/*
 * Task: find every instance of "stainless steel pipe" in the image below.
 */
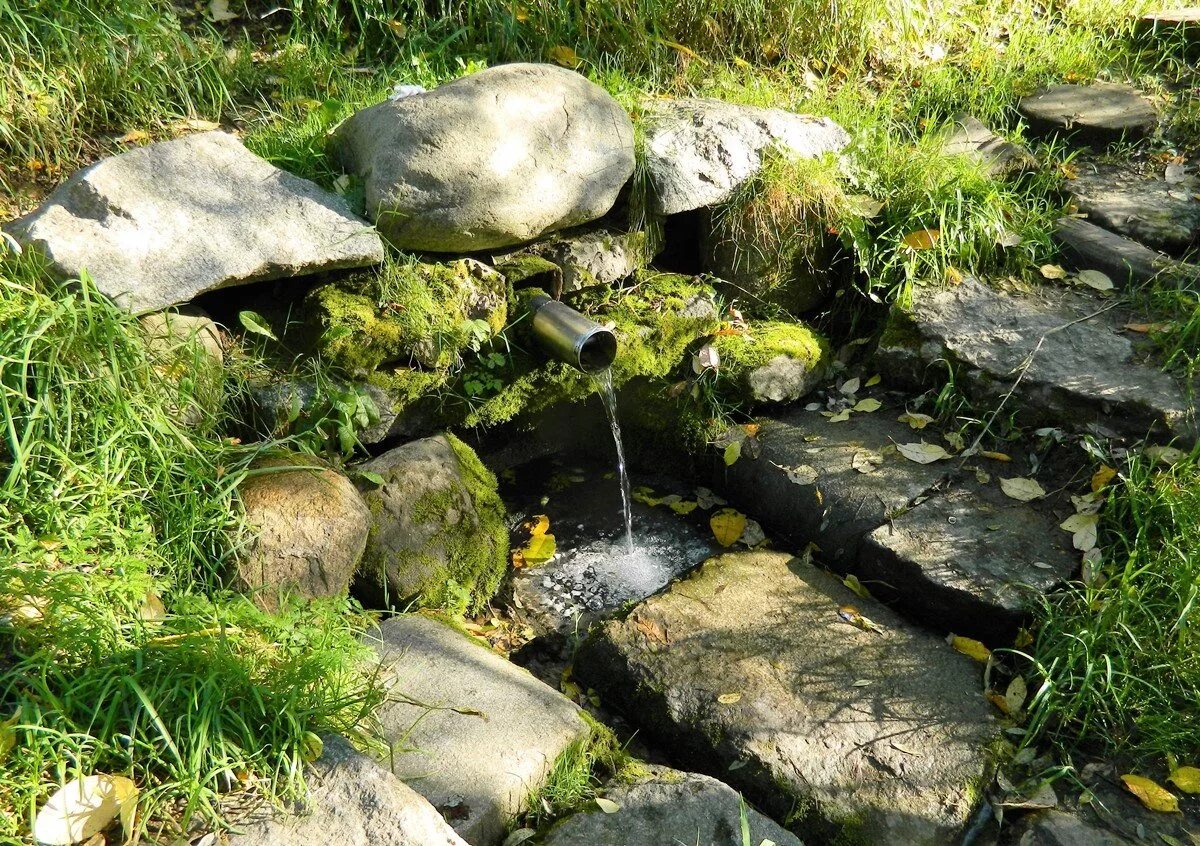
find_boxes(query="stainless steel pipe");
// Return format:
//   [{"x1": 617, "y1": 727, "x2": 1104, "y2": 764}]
[{"x1": 529, "y1": 295, "x2": 617, "y2": 373}]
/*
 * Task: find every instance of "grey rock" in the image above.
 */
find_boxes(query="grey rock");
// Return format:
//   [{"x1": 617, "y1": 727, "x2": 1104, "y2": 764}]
[
  {"x1": 1053, "y1": 216, "x2": 1200, "y2": 288},
  {"x1": 369, "y1": 615, "x2": 590, "y2": 846},
  {"x1": 1018, "y1": 83, "x2": 1158, "y2": 146},
  {"x1": 224, "y1": 735, "x2": 468, "y2": 846},
  {"x1": 541, "y1": 766, "x2": 803, "y2": 846},
  {"x1": 5, "y1": 132, "x2": 383, "y2": 314},
  {"x1": 495, "y1": 227, "x2": 648, "y2": 292},
  {"x1": 642, "y1": 98, "x2": 851, "y2": 215},
  {"x1": 876, "y1": 277, "x2": 1191, "y2": 442},
  {"x1": 1067, "y1": 163, "x2": 1200, "y2": 253},
  {"x1": 354, "y1": 434, "x2": 507, "y2": 607},
  {"x1": 334, "y1": 63, "x2": 634, "y2": 252},
  {"x1": 1009, "y1": 810, "x2": 1132, "y2": 846},
  {"x1": 577, "y1": 551, "x2": 997, "y2": 846},
  {"x1": 715, "y1": 407, "x2": 946, "y2": 564},
  {"x1": 942, "y1": 115, "x2": 1037, "y2": 179},
  {"x1": 235, "y1": 456, "x2": 370, "y2": 610},
  {"x1": 859, "y1": 483, "x2": 1077, "y2": 643},
  {"x1": 140, "y1": 306, "x2": 223, "y2": 366}
]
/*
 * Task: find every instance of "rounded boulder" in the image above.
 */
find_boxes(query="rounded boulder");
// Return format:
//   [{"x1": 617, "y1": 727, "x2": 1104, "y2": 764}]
[
  {"x1": 235, "y1": 455, "x2": 371, "y2": 609},
  {"x1": 333, "y1": 63, "x2": 635, "y2": 252}
]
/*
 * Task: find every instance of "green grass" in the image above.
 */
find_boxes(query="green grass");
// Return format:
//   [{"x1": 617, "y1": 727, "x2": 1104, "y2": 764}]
[
  {"x1": 1025, "y1": 452, "x2": 1200, "y2": 764},
  {"x1": 0, "y1": 253, "x2": 384, "y2": 841}
]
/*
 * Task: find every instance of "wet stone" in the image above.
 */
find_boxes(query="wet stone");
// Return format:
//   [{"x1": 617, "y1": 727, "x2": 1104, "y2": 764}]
[
  {"x1": 1018, "y1": 83, "x2": 1158, "y2": 146},
  {"x1": 714, "y1": 405, "x2": 947, "y2": 566},
  {"x1": 1067, "y1": 162, "x2": 1200, "y2": 254},
  {"x1": 369, "y1": 616, "x2": 590, "y2": 846},
  {"x1": 858, "y1": 481, "x2": 1078, "y2": 644},
  {"x1": 1053, "y1": 216, "x2": 1200, "y2": 288},
  {"x1": 577, "y1": 551, "x2": 998, "y2": 846},
  {"x1": 876, "y1": 277, "x2": 1191, "y2": 443}
]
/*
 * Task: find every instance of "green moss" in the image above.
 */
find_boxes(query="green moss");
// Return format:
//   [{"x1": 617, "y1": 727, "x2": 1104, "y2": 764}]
[
  {"x1": 715, "y1": 320, "x2": 829, "y2": 373},
  {"x1": 306, "y1": 256, "x2": 508, "y2": 376},
  {"x1": 366, "y1": 367, "x2": 448, "y2": 416},
  {"x1": 877, "y1": 307, "x2": 924, "y2": 351},
  {"x1": 494, "y1": 254, "x2": 563, "y2": 290},
  {"x1": 463, "y1": 272, "x2": 720, "y2": 428}
]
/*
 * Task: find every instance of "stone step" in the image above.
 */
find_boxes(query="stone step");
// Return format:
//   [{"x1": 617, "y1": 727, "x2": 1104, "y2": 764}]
[
  {"x1": 1018, "y1": 83, "x2": 1158, "y2": 147},
  {"x1": 714, "y1": 403, "x2": 1079, "y2": 642},
  {"x1": 225, "y1": 735, "x2": 469, "y2": 846},
  {"x1": 876, "y1": 277, "x2": 1191, "y2": 443},
  {"x1": 539, "y1": 765, "x2": 804, "y2": 846},
  {"x1": 1066, "y1": 162, "x2": 1200, "y2": 254},
  {"x1": 941, "y1": 115, "x2": 1037, "y2": 180},
  {"x1": 369, "y1": 616, "x2": 592, "y2": 846},
  {"x1": 1138, "y1": 8, "x2": 1200, "y2": 44},
  {"x1": 576, "y1": 551, "x2": 998, "y2": 846},
  {"x1": 1053, "y1": 216, "x2": 1200, "y2": 288}
]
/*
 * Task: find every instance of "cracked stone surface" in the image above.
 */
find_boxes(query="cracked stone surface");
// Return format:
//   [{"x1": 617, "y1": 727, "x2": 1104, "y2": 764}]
[
  {"x1": 859, "y1": 480, "x2": 1077, "y2": 643},
  {"x1": 1053, "y1": 216, "x2": 1200, "y2": 288},
  {"x1": 4, "y1": 131, "x2": 384, "y2": 314},
  {"x1": 641, "y1": 98, "x2": 851, "y2": 215},
  {"x1": 1018, "y1": 83, "x2": 1158, "y2": 146},
  {"x1": 876, "y1": 277, "x2": 1191, "y2": 442},
  {"x1": 369, "y1": 616, "x2": 590, "y2": 846},
  {"x1": 714, "y1": 407, "x2": 947, "y2": 565},
  {"x1": 577, "y1": 551, "x2": 998, "y2": 846},
  {"x1": 334, "y1": 64, "x2": 634, "y2": 252},
  {"x1": 1067, "y1": 162, "x2": 1200, "y2": 253},
  {"x1": 540, "y1": 765, "x2": 804, "y2": 846}
]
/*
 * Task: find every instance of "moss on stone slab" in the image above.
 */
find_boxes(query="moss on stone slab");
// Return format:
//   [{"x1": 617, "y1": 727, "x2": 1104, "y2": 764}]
[
  {"x1": 711, "y1": 320, "x2": 831, "y2": 405},
  {"x1": 305, "y1": 256, "x2": 508, "y2": 376},
  {"x1": 462, "y1": 272, "x2": 720, "y2": 428}
]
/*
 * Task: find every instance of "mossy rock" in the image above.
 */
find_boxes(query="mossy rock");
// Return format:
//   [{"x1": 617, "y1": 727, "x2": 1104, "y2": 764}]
[
  {"x1": 354, "y1": 433, "x2": 508, "y2": 613},
  {"x1": 306, "y1": 257, "x2": 508, "y2": 376},
  {"x1": 462, "y1": 272, "x2": 721, "y2": 428},
  {"x1": 713, "y1": 320, "x2": 831, "y2": 404}
]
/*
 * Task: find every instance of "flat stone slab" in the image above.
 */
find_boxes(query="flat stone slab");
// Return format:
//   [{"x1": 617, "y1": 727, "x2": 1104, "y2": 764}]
[
  {"x1": 715, "y1": 407, "x2": 947, "y2": 565},
  {"x1": 859, "y1": 481, "x2": 1077, "y2": 643},
  {"x1": 369, "y1": 615, "x2": 590, "y2": 846},
  {"x1": 1053, "y1": 216, "x2": 1200, "y2": 288},
  {"x1": 5, "y1": 131, "x2": 384, "y2": 313},
  {"x1": 942, "y1": 115, "x2": 1036, "y2": 179},
  {"x1": 1067, "y1": 163, "x2": 1200, "y2": 253},
  {"x1": 225, "y1": 735, "x2": 468, "y2": 846},
  {"x1": 876, "y1": 277, "x2": 1191, "y2": 442},
  {"x1": 540, "y1": 765, "x2": 804, "y2": 846},
  {"x1": 577, "y1": 551, "x2": 997, "y2": 846},
  {"x1": 642, "y1": 98, "x2": 850, "y2": 215},
  {"x1": 1018, "y1": 83, "x2": 1158, "y2": 146}
]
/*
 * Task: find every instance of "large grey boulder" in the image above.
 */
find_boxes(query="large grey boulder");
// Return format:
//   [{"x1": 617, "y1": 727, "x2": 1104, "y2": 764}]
[
  {"x1": 5, "y1": 132, "x2": 384, "y2": 314},
  {"x1": 235, "y1": 456, "x2": 371, "y2": 610},
  {"x1": 876, "y1": 277, "x2": 1191, "y2": 442},
  {"x1": 1067, "y1": 162, "x2": 1200, "y2": 253},
  {"x1": 333, "y1": 64, "x2": 635, "y2": 252},
  {"x1": 576, "y1": 551, "x2": 998, "y2": 846},
  {"x1": 641, "y1": 98, "x2": 850, "y2": 215},
  {"x1": 354, "y1": 434, "x2": 508, "y2": 611},
  {"x1": 1018, "y1": 83, "x2": 1158, "y2": 146},
  {"x1": 224, "y1": 735, "x2": 468, "y2": 846},
  {"x1": 370, "y1": 615, "x2": 591, "y2": 846},
  {"x1": 541, "y1": 766, "x2": 803, "y2": 846}
]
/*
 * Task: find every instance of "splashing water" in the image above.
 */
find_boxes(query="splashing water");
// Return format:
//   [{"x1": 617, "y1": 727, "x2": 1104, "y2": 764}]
[{"x1": 593, "y1": 369, "x2": 634, "y2": 553}]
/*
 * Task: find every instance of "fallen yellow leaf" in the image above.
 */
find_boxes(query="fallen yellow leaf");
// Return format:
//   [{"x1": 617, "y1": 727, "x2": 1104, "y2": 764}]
[
  {"x1": 1167, "y1": 766, "x2": 1200, "y2": 794},
  {"x1": 843, "y1": 574, "x2": 872, "y2": 599},
  {"x1": 548, "y1": 45, "x2": 582, "y2": 67},
  {"x1": 33, "y1": 775, "x2": 139, "y2": 845},
  {"x1": 1121, "y1": 774, "x2": 1179, "y2": 813},
  {"x1": 897, "y1": 412, "x2": 934, "y2": 430},
  {"x1": 717, "y1": 692, "x2": 742, "y2": 704},
  {"x1": 999, "y1": 477, "x2": 1045, "y2": 502},
  {"x1": 947, "y1": 634, "x2": 991, "y2": 662},
  {"x1": 901, "y1": 228, "x2": 941, "y2": 250},
  {"x1": 710, "y1": 508, "x2": 747, "y2": 547},
  {"x1": 1091, "y1": 465, "x2": 1117, "y2": 492},
  {"x1": 853, "y1": 398, "x2": 882, "y2": 413}
]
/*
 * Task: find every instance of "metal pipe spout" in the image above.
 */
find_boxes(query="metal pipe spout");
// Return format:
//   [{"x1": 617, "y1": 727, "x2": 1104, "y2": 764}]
[{"x1": 529, "y1": 295, "x2": 617, "y2": 373}]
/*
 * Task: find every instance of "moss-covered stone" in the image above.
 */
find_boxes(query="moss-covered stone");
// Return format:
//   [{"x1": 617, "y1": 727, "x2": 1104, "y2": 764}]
[
  {"x1": 493, "y1": 254, "x2": 563, "y2": 290},
  {"x1": 306, "y1": 257, "x2": 508, "y2": 376},
  {"x1": 355, "y1": 433, "x2": 508, "y2": 614},
  {"x1": 713, "y1": 320, "x2": 831, "y2": 404},
  {"x1": 462, "y1": 272, "x2": 720, "y2": 428}
]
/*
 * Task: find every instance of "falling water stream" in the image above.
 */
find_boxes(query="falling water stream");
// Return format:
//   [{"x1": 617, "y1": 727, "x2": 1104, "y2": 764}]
[{"x1": 593, "y1": 369, "x2": 635, "y2": 554}]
